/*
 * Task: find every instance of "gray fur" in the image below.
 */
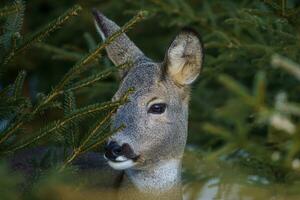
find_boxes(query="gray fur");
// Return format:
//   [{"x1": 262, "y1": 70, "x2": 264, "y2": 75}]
[{"x1": 94, "y1": 10, "x2": 203, "y2": 200}]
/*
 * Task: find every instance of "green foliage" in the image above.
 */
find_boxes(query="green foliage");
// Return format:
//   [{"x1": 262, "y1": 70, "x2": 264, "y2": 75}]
[
  {"x1": 0, "y1": 162, "x2": 23, "y2": 200},
  {"x1": 63, "y1": 90, "x2": 78, "y2": 149},
  {"x1": 0, "y1": 0, "x2": 25, "y2": 52},
  {"x1": 1, "y1": 4, "x2": 82, "y2": 66},
  {"x1": 0, "y1": 2, "x2": 145, "y2": 152},
  {"x1": 0, "y1": 2, "x2": 22, "y2": 18}
]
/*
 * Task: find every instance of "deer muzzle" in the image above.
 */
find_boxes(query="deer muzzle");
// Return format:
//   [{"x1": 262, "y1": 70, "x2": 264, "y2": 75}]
[{"x1": 104, "y1": 141, "x2": 139, "y2": 170}]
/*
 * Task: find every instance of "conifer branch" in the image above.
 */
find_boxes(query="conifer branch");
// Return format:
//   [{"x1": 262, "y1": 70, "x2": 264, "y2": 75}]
[
  {"x1": 0, "y1": 3, "x2": 22, "y2": 18},
  {"x1": 281, "y1": 0, "x2": 286, "y2": 16},
  {"x1": 0, "y1": 119, "x2": 23, "y2": 144},
  {"x1": 271, "y1": 54, "x2": 300, "y2": 81},
  {"x1": 60, "y1": 108, "x2": 117, "y2": 170},
  {"x1": 12, "y1": 70, "x2": 26, "y2": 99},
  {"x1": 4, "y1": 88, "x2": 133, "y2": 154},
  {"x1": 64, "y1": 91, "x2": 76, "y2": 115},
  {"x1": 218, "y1": 74, "x2": 256, "y2": 106},
  {"x1": 253, "y1": 71, "x2": 266, "y2": 105},
  {"x1": 0, "y1": 98, "x2": 115, "y2": 147},
  {"x1": 67, "y1": 69, "x2": 113, "y2": 92},
  {"x1": 80, "y1": 108, "x2": 116, "y2": 150},
  {"x1": 6, "y1": 101, "x2": 122, "y2": 153},
  {"x1": 37, "y1": 101, "x2": 62, "y2": 113},
  {"x1": 60, "y1": 88, "x2": 134, "y2": 170},
  {"x1": 0, "y1": 10, "x2": 143, "y2": 145},
  {"x1": 0, "y1": 85, "x2": 13, "y2": 98},
  {"x1": 2, "y1": 4, "x2": 82, "y2": 65},
  {"x1": 34, "y1": 43, "x2": 82, "y2": 61},
  {"x1": 67, "y1": 62, "x2": 131, "y2": 92},
  {"x1": 0, "y1": 0, "x2": 25, "y2": 52},
  {"x1": 202, "y1": 123, "x2": 232, "y2": 140},
  {"x1": 263, "y1": 0, "x2": 281, "y2": 12},
  {"x1": 63, "y1": 91, "x2": 78, "y2": 148}
]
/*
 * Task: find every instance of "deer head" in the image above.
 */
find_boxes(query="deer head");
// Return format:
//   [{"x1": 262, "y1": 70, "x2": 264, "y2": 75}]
[{"x1": 93, "y1": 10, "x2": 203, "y2": 194}]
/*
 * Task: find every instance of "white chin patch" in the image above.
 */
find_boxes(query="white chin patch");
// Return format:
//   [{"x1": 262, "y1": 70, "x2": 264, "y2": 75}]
[
  {"x1": 115, "y1": 155, "x2": 128, "y2": 162},
  {"x1": 108, "y1": 159, "x2": 136, "y2": 170}
]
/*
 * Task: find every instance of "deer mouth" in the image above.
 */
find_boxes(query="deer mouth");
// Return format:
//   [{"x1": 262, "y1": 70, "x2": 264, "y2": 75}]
[
  {"x1": 106, "y1": 157, "x2": 137, "y2": 170},
  {"x1": 104, "y1": 155, "x2": 140, "y2": 170},
  {"x1": 104, "y1": 142, "x2": 140, "y2": 170}
]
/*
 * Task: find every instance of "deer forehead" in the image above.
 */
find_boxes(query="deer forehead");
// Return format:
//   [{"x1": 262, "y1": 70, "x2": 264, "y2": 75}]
[
  {"x1": 114, "y1": 61, "x2": 189, "y2": 104},
  {"x1": 115, "y1": 63, "x2": 162, "y2": 98}
]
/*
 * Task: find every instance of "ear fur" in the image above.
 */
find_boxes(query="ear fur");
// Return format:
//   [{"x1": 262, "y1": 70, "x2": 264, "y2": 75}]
[
  {"x1": 92, "y1": 9, "x2": 144, "y2": 79},
  {"x1": 165, "y1": 29, "x2": 203, "y2": 86}
]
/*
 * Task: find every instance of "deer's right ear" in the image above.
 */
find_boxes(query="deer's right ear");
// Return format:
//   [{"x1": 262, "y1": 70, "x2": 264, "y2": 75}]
[
  {"x1": 165, "y1": 29, "x2": 203, "y2": 86},
  {"x1": 92, "y1": 9, "x2": 144, "y2": 78}
]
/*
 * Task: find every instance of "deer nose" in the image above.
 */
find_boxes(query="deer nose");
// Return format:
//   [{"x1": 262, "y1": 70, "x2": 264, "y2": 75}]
[{"x1": 104, "y1": 141, "x2": 123, "y2": 160}]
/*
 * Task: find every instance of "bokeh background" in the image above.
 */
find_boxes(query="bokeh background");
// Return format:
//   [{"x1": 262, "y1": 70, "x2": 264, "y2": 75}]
[{"x1": 1, "y1": 0, "x2": 300, "y2": 199}]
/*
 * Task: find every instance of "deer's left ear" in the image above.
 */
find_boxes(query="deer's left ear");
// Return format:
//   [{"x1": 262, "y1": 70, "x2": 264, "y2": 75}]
[{"x1": 165, "y1": 29, "x2": 203, "y2": 85}]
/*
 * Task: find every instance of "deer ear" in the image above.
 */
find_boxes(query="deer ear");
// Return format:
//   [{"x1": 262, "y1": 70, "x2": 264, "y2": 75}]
[
  {"x1": 92, "y1": 9, "x2": 144, "y2": 78},
  {"x1": 165, "y1": 29, "x2": 203, "y2": 85}
]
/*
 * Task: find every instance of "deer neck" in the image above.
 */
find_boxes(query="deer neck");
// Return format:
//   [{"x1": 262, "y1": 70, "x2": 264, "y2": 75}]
[{"x1": 124, "y1": 159, "x2": 182, "y2": 198}]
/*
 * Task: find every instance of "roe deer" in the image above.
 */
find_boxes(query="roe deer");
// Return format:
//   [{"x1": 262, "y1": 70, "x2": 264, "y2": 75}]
[
  {"x1": 92, "y1": 9, "x2": 204, "y2": 200},
  {"x1": 10, "y1": 9, "x2": 204, "y2": 200}
]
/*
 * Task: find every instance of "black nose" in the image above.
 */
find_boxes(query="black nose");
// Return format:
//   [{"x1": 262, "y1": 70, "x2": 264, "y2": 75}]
[{"x1": 104, "y1": 141, "x2": 123, "y2": 160}]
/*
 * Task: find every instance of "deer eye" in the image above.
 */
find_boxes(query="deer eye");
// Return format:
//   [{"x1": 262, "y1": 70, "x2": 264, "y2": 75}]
[{"x1": 148, "y1": 103, "x2": 166, "y2": 114}]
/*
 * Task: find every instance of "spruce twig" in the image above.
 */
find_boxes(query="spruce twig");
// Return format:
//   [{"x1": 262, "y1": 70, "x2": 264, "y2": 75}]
[
  {"x1": 253, "y1": 71, "x2": 266, "y2": 106},
  {"x1": 271, "y1": 54, "x2": 300, "y2": 81},
  {"x1": 0, "y1": 4, "x2": 21, "y2": 18},
  {"x1": 34, "y1": 43, "x2": 82, "y2": 61},
  {"x1": 1, "y1": 4, "x2": 82, "y2": 65},
  {"x1": 12, "y1": 70, "x2": 26, "y2": 100},
  {"x1": 0, "y1": 85, "x2": 13, "y2": 98},
  {"x1": 202, "y1": 123, "x2": 232, "y2": 140},
  {"x1": 0, "y1": 0, "x2": 25, "y2": 52},
  {"x1": 5, "y1": 100, "x2": 124, "y2": 153},
  {"x1": 63, "y1": 90, "x2": 78, "y2": 149},
  {"x1": 60, "y1": 108, "x2": 117, "y2": 170},
  {"x1": 281, "y1": 0, "x2": 286, "y2": 16},
  {"x1": 60, "y1": 88, "x2": 133, "y2": 170},
  {"x1": 66, "y1": 62, "x2": 131, "y2": 92},
  {"x1": 218, "y1": 74, "x2": 255, "y2": 106}
]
